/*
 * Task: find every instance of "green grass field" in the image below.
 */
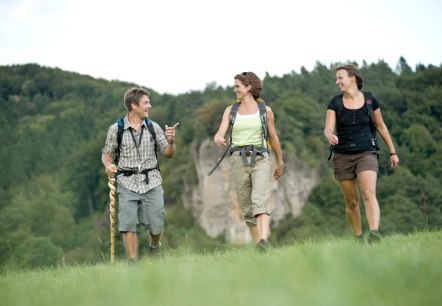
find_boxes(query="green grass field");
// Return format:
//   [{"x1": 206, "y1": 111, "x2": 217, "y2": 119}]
[{"x1": 1, "y1": 231, "x2": 441, "y2": 306}]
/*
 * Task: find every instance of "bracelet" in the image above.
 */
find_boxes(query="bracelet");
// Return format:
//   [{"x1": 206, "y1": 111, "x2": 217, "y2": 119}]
[{"x1": 389, "y1": 152, "x2": 397, "y2": 156}]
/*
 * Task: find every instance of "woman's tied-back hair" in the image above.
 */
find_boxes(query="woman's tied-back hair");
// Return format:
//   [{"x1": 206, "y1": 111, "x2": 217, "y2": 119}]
[
  {"x1": 124, "y1": 87, "x2": 150, "y2": 111},
  {"x1": 336, "y1": 64, "x2": 365, "y2": 90},
  {"x1": 234, "y1": 72, "x2": 264, "y2": 101}
]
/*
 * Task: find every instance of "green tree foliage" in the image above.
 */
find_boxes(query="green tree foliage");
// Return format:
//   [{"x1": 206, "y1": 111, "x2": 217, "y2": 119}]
[
  {"x1": 381, "y1": 195, "x2": 427, "y2": 233},
  {"x1": 0, "y1": 175, "x2": 76, "y2": 267},
  {"x1": 399, "y1": 124, "x2": 438, "y2": 174},
  {"x1": 14, "y1": 237, "x2": 63, "y2": 269},
  {"x1": 194, "y1": 99, "x2": 230, "y2": 138},
  {"x1": 0, "y1": 61, "x2": 440, "y2": 268},
  {"x1": 377, "y1": 168, "x2": 442, "y2": 229},
  {"x1": 271, "y1": 90, "x2": 325, "y2": 161}
]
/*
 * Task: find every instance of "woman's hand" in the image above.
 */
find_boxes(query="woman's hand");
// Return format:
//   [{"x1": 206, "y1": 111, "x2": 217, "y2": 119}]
[
  {"x1": 390, "y1": 154, "x2": 399, "y2": 168},
  {"x1": 326, "y1": 133, "x2": 339, "y2": 145},
  {"x1": 273, "y1": 162, "x2": 284, "y2": 180},
  {"x1": 214, "y1": 134, "x2": 227, "y2": 147}
]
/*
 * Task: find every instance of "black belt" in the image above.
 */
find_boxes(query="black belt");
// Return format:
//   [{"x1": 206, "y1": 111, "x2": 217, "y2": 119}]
[{"x1": 117, "y1": 165, "x2": 159, "y2": 185}]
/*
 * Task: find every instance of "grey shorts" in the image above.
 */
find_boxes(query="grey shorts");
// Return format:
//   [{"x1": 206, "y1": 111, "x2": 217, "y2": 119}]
[
  {"x1": 117, "y1": 184, "x2": 165, "y2": 234},
  {"x1": 230, "y1": 152, "x2": 270, "y2": 226},
  {"x1": 333, "y1": 151, "x2": 378, "y2": 181}
]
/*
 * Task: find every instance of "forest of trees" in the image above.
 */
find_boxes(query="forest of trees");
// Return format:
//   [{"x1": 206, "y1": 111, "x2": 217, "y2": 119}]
[{"x1": 0, "y1": 58, "x2": 440, "y2": 269}]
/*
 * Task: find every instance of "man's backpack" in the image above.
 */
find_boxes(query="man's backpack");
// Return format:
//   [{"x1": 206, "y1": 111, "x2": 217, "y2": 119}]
[{"x1": 114, "y1": 118, "x2": 158, "y2": 166}]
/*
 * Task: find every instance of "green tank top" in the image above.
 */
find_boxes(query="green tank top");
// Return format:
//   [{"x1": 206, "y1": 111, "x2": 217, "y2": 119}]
[{"x1": 231, "y1": 111, "x2": 265, "y2": 147}]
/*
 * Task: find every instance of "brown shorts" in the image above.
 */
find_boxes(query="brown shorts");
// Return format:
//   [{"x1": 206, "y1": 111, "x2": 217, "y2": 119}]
[{"x1": 333, "y1": 151, "x2": 378, "y2": 181}]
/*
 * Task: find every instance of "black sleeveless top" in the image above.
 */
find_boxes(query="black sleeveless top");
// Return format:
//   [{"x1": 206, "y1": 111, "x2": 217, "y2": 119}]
[{"x1": 327, "y1": 94, "x2": 380, "y2": 153}]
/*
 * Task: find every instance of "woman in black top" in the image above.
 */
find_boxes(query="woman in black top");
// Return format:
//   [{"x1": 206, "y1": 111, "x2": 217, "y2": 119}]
[{"x1": 324, "y1": 64, "x2": 399, "y2": 243}]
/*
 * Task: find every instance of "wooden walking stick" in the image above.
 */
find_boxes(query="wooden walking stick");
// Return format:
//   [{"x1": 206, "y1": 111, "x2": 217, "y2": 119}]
[{"x1": 107, "y1": 173, "x2": 117, "y2": 263}]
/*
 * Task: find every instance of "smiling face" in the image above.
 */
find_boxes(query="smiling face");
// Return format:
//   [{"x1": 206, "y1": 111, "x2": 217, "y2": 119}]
[
  {"x1": 233, "y1": 79, "x2": 251, "y2": 100},
  {"x1": 131, "y1": 95, "x2": 151, "y2": 119},
  {"x1": 336, "y1": 69, "x2": 355, "y2": 92}
]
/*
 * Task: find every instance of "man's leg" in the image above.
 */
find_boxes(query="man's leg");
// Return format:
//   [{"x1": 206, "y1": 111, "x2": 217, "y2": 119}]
[
  {"x1": 117, "y1": 185, "x2": 141, "y2": 261},
  {"x1": 150, "y1": 232, "x2": 163, "y2": 248},
  {"x1": 122, "y1": 231, "x2": 138, "y2": 260},
  {"x1": 139, "y1": 186, "x2": 165, "y2": 254}
]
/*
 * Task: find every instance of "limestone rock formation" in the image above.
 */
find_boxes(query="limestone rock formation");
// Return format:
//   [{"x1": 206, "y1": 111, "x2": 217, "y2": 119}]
[{"x1": 183, "y1": 138, "x2": 319, "y2": 244}]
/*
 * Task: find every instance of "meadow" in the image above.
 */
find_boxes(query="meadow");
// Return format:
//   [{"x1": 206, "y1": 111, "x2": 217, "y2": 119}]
[{"x1": 1, "y1": 231, "x2": 441, "y2": 306}]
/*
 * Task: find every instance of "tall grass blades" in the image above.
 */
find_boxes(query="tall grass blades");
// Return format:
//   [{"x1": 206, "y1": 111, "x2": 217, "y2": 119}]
[{"x1": 1, "y1": 231, "x2": 441, "y2": 306}]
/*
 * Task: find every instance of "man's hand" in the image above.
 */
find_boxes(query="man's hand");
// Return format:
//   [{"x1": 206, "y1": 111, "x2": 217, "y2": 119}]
[
  {"x1": 165, "y1": 123, "x2": 180, "y2": 144},
  {"x1": 105, "y1": 164, "x2": 117, "y2": 178}
]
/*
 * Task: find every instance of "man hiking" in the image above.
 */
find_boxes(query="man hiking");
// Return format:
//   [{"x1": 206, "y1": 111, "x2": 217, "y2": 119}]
[{"x1": 102, "y1": 87, "x2": 179, "y2": 262}]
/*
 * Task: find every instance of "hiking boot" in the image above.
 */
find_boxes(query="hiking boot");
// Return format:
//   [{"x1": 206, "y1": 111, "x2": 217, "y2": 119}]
[
  {"x1": 367, "y1": 231, "x2": 381, "y2": 244},
  {"x1": 255, "y1": 239, "x2": 269, "y2": 253},
  {"x1": 148, "y1": 243, "x2": 161, "y2": 257},
  {"x1": 355, "y1": 234, "x2": 365, "y2": 244}
]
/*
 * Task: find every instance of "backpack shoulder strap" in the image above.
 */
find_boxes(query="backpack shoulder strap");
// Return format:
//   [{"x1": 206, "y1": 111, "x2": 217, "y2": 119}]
[
  {"x1": 145, "y1": 118, "x2": 156, "y2": 141},
  {"x1": 363, "y1": 92, "x2": 377, "y2": 134},
  {"x1": 363, "y1": 92, "x2": 374, "y2": 113},
  {"x1": 145, "y1": 118, "x2": 157, "y2": 153},
  {"x1": 116, "y1": 118, "x2": 124, "y2": 143},
  {"x1": 230, "y1": 102, "x2": 240, "y2": 124},
  {"x1": 258, "y1": 101, "x2": 268, "y2": 141},
  {"x1": 145, "y1": 118, "x2": 160, "y2": 171},
  {"x1": 333, "y1": 95, "x2": 343, "y2": 127},
  {"x1": 229, "y1": 102, "x2": 241, "y2": 144},
  {"x1": 115, "y1": 118, "x2": 124, "y2": 165}
]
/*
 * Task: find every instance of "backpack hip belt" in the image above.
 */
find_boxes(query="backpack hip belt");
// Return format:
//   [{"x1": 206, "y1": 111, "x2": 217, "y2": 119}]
[
  {"x1": 117, "y1": 164, "x2": 159, "y2": 185},
  {"x1": 230, "y1": 145, "x2": 269, "y2": 166}
]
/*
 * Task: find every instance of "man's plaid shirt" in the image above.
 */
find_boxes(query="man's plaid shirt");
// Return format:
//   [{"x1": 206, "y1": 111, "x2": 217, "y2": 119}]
[{"x1": 102, "y1": 116, "x2": 169, "y2": 194}]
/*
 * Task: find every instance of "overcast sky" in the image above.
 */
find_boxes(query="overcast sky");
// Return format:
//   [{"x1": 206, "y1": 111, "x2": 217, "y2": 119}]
[{"x1": 1, "y1": 0, "x2": 441, "y2": 95}]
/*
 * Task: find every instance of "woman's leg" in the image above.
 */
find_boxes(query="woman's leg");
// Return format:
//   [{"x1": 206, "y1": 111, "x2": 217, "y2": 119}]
[
  {"x1": 249, "y1": 226, "x2": 259, "y2": 243},
  {"x1": 250, "y1": 155, "x2": 271, "y2": 243},
  {"x1": 339, "y1": 178, "x2": 362, "y2": 235},
  {"x1": 256, "y1": 213, "x2": 270, "y2": 241},
  {"x1": 357, "y1": 170, "x2": 380, "y2": 231}
]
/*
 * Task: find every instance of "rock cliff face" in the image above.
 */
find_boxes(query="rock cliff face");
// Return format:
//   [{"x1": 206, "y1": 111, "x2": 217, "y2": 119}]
[{"x1": 183, "y1": 139, "x2": 319, "y2": 244}]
